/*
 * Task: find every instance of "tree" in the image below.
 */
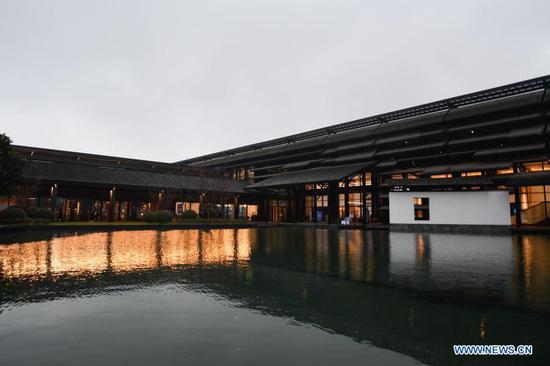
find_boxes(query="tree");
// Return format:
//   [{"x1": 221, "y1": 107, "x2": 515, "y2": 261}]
[{"x1": 0, "y1": 133, "x2": 23, "y2": 195}]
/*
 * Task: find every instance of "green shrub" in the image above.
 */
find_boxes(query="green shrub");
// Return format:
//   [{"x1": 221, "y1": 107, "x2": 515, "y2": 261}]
[
  {"x1": 26, "y1": 207, "x2": 38, "y2": 218},
  {"x1": 0, "y1": 207, "x2": 28, "y2": 224},
  {"x1": 143, "y1": 210, "x2": 173, "y2": 223},
  {"x1": 155, "y1": 210, "x2": 173, "y2": 223},
  {"x1": 27, "y1": 207, "x2": 54, "y2": 221},
  {"x1": 181, "y1": 210, "x2": 198, "y2": 219},
  {"x1": 143, "y1": 211, "x2": 156, "y2": 223}
]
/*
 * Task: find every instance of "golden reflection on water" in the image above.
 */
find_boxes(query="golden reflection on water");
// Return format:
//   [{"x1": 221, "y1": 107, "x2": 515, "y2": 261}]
[
  {"x1": 52, "y1": 233, "x2": 110, "y2": 274},
  {"x1": 0, "y1": 229, "x2": 253, "y2": 279},
  {"x1": 2, "y1": 228, "x2": 550, "y2": 312}
]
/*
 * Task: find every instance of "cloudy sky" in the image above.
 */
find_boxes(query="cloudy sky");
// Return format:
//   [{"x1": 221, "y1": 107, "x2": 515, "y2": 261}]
[{"x1": 1, "y1": 0, "x2": 549, "y2": 162}]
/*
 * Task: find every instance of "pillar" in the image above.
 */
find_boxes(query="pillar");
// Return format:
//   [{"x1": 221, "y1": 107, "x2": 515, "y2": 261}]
[
  {"x1": 233, "y1": 195, "x2": 239, "y2": 220},
  {"x1": 344, "y1": 179, "x2": 350, "y2": 218},
  {"x1": 513, "y1": 165, "x2": 522, "y2": 226},
  {"x1": 362, "y1": 173, "x2": 368, "y2": 224},
  {"x1": 371, "y1": 173, "x2": 379, "y2": 222},
  {"x1": 514, "y1": 186, "x2": 522, "y2": 226},
  {"x1": 108, "y1": 187, "x2": 116, "y2": 222},
  {"x1": 328, "y1": 182, "x2": 339, "y2": 224},
  {"x1": 312, "y1": 186, "x2": 318, "y2": 223}
]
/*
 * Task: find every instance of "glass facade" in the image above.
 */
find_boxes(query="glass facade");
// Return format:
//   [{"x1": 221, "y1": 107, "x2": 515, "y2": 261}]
[{"x1": 269, "y1": 199, "x2": 288, "y2": 223}]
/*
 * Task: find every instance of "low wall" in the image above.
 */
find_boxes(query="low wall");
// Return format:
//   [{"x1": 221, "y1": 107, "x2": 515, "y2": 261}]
[
  {"x1": 389, "y1": 191, "x2": 510, "y2": 227},
  {"x1": 390, "y1": 223, "x2": 511, "y2": 235}
]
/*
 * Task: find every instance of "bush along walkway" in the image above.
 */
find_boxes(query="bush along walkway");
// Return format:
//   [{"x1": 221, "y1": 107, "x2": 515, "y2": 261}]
[{"x1": 0, "y1": 219, "x2": 280, "y2": 233}]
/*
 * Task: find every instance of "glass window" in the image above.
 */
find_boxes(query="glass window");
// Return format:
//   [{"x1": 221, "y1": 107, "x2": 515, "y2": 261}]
[
  {"x1": 497, "y1": 167, "x2": 514, "y2": 175},
  {"x1": 365, "y1": 172, "x2": 372, "y2": 186},
  {"x1": 247, "y1": 205, "x2": 258, "y2": 220},
  {"x1": 348, "y1": 174, "x2": 362, "y2": 187},
  {"x1": 520, "y1": 186, "x2": 546, "y2": 210},
  {"x1": 340, "y1": 173, "x2": 371, "y2": 187},
  {"x1": 524, "y1": 162, "x2": 544, "y2": 172},
  {"x1": 316, "y1": 195, "x2": 328, "y2": 207},
  {"x1": 338, "y1": 193, "x2": 345, "y2": 219},
  {"x1": 461, "y1": 171, "x2": 482, "y2": 177},
  {"x1": 316, "y1": 183, "x2": 329, "y2": 190},
  {"x1": 414, "y1": 197, "x2": 430, "y2": 221},
  {"x1": 348, "y1": 192, "x2": 363, "y2": 221},
  {"x1": 305, "y1": 196, "x2": 313, "y2": 221}
]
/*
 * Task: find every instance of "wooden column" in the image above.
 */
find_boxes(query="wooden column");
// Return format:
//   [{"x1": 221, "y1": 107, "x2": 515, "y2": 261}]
[
  {"x1": 294, "y1": 185, "x2": 304, "y2": 223},
  {"x1": 344, "y1": 179, "x2": 350, "y2": 218},
  {"x1": 199, "y1": 193, "x2": 204, "y2": 218},
  {"x1": 361, "y1": 172, "x2": 368, "y2": 224},
  {"x1": 328, "y1": 182, "x2": 339, "y2": 225},
  {"x1": 312, "y1": 186, "x2": 318, "y2": 223},
  {"x1": 233, "y1": 195, "x2": 239, "y2": 220},
  {"x1": 371, "y1": 173, "x2": 379, "y2": 222},
  {"x1": 108, "y1": 187, "x2": 116, "y2": 222},
  {"x1": 513, "y1": 165, "x2": 522, "y2": 226}
]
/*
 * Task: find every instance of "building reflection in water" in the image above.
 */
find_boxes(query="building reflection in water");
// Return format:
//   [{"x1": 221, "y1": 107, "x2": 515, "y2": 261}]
[
  {"x1": 0, "y1": 229, "x2": 252, "y2": 279},
  {"x1": 2, "y1": 228, "x2": 550, "y2": 366},
  {"x1": 1, "y1": 228, "x2": 550, "y2": 312}
]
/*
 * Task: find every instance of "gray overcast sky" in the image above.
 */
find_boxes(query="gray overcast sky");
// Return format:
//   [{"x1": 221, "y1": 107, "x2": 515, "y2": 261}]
[{"x1": 1, "y1": 0, "x2": 549, "y2": 162}]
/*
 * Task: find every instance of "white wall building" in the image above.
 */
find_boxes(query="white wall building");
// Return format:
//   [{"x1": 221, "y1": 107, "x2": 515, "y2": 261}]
[{"x1": 389, "y1": 191, "x2": 510, "y2": 227}]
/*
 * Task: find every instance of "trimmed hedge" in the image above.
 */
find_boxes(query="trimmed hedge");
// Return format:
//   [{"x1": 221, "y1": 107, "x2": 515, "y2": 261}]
[
  {"x1": 143, "y1": 211, "x2": 156, "y2": 223},
  {"x1": 143, "y1": 210, "x2": 173, "y2": 223},
  {"x1": 27, "y1": 207, "x2": 54, "y2": 221},
  {"x1": 155, "y1": 210, "x2": 173, "y2": 223},
  {"x1": 180, "y1": 210, "x2": 198, "y2": 219},
  {"x1": 0, "y1": 207, "x2": 28, "y2": 224}
]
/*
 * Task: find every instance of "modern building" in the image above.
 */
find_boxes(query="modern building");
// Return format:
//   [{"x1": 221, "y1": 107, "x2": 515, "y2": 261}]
[
  {"x1": 3, "y1": 146, "x2": 258, "y2": 221},
  {"x1": 3, "y1": 75, "x2": 550, "y2": 226}
]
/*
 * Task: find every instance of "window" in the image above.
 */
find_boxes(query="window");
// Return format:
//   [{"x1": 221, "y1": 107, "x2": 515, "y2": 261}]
[
  {"x1": 414, "y1": 197, "x2": 430, "y2": 221},
  {"x1": 430, "y1": 173, "x2": 452, "y2": 179},
  {"x1": 340, "y1": 173, "x2": 371, "y2": 187},
  {"x1": 338, "y1": 193, "x2": 345, "y2": 219},
  {"x1": 497, "y1": 167, "x2": 514, "y2": 175},
  {"x1": 348, "y1": 174, "x2": 362, "y2": 187},
  {"x1": 305, "y1": 196, "x2": 313, "y2": 221},
  {"x1": 348, "y1": 192, "x2": 363, "y2": 220},
  {"x1": 176, "y1": 202, "x2": 200, "y2": 214},
  {"x1": 524, "y1": 162, "x2": 544, "y2": 172},
  {"x1": 365, "y1": 172, "x2": 372, "y2": 186},
  {"x1": 316, "y1": 195, "x2": 328, "y2": 207},
  {"x1": 461, "y1": 171, "x2": 482, "y2": 177}
]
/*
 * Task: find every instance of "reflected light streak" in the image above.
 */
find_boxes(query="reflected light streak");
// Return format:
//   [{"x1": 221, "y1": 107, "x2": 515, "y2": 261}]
[{"x1": 0, "y1": 229, "x2": 253, "y2": 280}]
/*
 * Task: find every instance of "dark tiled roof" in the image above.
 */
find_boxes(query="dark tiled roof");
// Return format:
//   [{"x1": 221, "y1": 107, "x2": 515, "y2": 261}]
[
  {"x1": 21, "y1": 160, "x2": 247, "y2": 193},
  {"x1": 505, "y1": 171, "x2": 550, "y2": 185},
  {"x1": 181, "y1": 75, "x2": 550, "y2": 165},
  {"x1": 421, "y1": 161, "x2": 511, "y2": 175},
  {"x1": 248, "y1": 162, "x2": 371, "y2": 188},
  {"x1": 383, "y1": 177, "x2": 493, "y2": 187}
]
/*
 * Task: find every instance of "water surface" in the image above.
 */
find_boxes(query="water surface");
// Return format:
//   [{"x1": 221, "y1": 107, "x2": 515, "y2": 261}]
[{"x1": 1, "y1": 228, "x2": 549, "y2": 365}]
